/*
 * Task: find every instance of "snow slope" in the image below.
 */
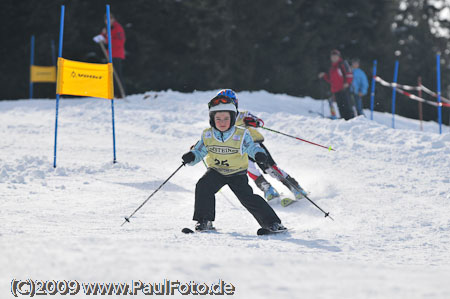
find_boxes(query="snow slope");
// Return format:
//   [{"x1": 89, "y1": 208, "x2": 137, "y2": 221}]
[{"x1": 1, "y1": 90, "x2": 450, "y2": 298}]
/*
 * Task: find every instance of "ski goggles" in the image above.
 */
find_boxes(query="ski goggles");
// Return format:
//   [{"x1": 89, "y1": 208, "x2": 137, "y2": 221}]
[{"x1": 208, "y1": 95, "x2": 236, "y2": 109}]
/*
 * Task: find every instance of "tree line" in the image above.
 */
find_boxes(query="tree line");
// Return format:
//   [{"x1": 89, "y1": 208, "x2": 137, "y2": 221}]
[{"x1": 1, "y1": 0, "x2": 449, "y2": 122}]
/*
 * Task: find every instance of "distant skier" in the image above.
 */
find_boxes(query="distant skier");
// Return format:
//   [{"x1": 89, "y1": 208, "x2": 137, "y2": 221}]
[
  {"x1": 93, "y1": 12, "x2": 126, "y2": 97},
  {"x1": 318, "y1": 49, "x2": 355, "y2": 120},
  {"x1": 181, "y1": 91, "x2": 286, "y2": 233},
  {"x1": 214, "y1": 90, "x2": 307, "y2": 206},
  {"x1": 350, "y1": 58, "x2": 369, "y2": 116}
]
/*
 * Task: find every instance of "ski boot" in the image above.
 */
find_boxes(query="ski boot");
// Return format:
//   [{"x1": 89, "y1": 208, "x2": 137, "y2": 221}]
[
  {"x1": 255, "y1": 175, "x2": 280, "y2": 201},
  {"x1": 257, "y1": 222, "x2": 288, "y2": 235},
  {"x1": 267, "y1": 222, "x2": 288, "y2": 232},
  {"x1": 265, "y1": 186, "x2": 281, "y2": 201},
  {"x1": 195, "y1": 220, "x2": 215, "y2": 232},
  {"x1": 292, "y1": 187, "x2": 308, "y2": 200},
  {"x1": 282, "y1": 175, "x2": 307, "y2": 200}
]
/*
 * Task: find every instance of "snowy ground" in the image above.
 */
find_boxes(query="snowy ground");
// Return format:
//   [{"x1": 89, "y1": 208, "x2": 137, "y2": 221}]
[{"x1": 1, "y1": 90, "x2": 449, "y2": 298}]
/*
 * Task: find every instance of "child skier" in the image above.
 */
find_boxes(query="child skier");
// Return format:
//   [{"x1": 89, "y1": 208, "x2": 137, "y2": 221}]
[
  {"x1": 215, "y1": 90, "x2": 308, "y2": 206},
  {"x1": 181, "y1": 91, "x2": 286, "y2": 233}
]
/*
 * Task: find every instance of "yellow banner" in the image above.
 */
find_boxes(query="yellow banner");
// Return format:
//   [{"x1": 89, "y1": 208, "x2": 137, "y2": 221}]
[
  {"x1": 30, "y1": 65, "x2": 57, "y2": 83},
  {"x1": 56, "y1": 57, "x2": 114, "y2": 99}
]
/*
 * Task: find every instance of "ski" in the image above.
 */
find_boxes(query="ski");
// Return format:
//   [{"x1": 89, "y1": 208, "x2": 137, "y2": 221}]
[
  {"x1": 267, "y1": 195, "x2": 298, "y2": 207},
  {"x1": 257, "y1": 227, "x2": 290, "y2": 236},
  {"x1": 280, "y1": 190, "x2": 310, "y2": 207},
  {"x1": 308, "y1": 110, "x2": 325, "y2": 117},
  {"x1": 308, "y1": 110, "x2": 337, "y2": 120},
  {"x1": 181, "y1": 227, "x2": 195, "y2": 234},
  {"x1": 181, "y1": 227, "x2": 217, "y2": 234},
  {"x1": 183, "y1": 227, "x2": 287, "y2": 236},
  {"x1": 280, "y1": 197, "x2": 297, "y2": 207}
]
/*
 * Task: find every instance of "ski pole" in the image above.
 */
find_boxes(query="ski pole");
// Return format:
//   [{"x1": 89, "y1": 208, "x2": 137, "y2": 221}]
[
  {"x1": 260, "y1": 126, "x2": 336, "y2": 151},
  {"x1": 268, "y1": 166, "x2": 334, "y2": 221},
  {"x1": 319, "y1": 77, "x2": 337, "y2": 118},
  {"x1": 98, "y1": 42, "x2": 126, "y2": 99},
  {"x1": 121, "y1": 163, "x2": 185, "y2": 226},
  {"x1": 319, "y1": 79, "x2": 326, "y2": 119},
  {"x1": 303, "y1": 193, "x2": 334, "y2": 221}
]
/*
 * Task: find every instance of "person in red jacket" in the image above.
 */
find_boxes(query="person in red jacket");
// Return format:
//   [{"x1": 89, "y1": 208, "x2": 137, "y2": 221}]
[
  {"x1": 318, "y1": 49, "x2": 355, "y2": 120},
  {"x1": 93, "y1": 13, "x2": 126, "y2": 97}
]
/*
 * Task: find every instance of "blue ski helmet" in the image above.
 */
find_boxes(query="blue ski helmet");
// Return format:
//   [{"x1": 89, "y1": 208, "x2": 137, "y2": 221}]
[{"x1": 216, "y1": 89, "x2": 238, "y2": 109}]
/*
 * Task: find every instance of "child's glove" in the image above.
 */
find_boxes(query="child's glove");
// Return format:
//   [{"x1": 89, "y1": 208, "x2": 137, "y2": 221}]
[
  {"x1": 243, "y1": 116, "x2": 263, "y2": 128},
  {"x1": 182, "y1": 152, "x2": 195, "y2": 165},
  {"x1": 254, "y1": 152, "x2": 268, "y2": 164}
]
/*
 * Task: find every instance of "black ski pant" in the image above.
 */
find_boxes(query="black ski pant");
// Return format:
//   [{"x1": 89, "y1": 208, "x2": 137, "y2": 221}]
[
  {"x1": 112, "y1": 58, "x2": 126, "y2": 97},
  {"x1": 334, "y1": 88, "x2": 355, "y2": 120},
  {"x1": 194, "y1": 169, "x2": 281, "y2": 228}
]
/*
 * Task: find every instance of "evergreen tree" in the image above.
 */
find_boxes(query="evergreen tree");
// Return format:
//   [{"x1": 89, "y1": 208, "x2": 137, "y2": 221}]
[{"x1": 0, "y1": 0, "x2": 447, "y2": 123}]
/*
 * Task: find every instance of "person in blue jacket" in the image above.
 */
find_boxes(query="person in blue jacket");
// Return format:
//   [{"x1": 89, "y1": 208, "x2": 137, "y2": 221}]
[
  {"x1": 181, "y1": 92, "x2": 286, "y2": 233},
  {"x1": 351, "y1": 58, "x2": 369, "y2": 116}
]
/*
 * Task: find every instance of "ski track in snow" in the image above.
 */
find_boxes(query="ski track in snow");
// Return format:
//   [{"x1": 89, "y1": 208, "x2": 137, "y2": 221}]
[{"x1": 1, "y1": 90, "x2": 450, "y2": 298}]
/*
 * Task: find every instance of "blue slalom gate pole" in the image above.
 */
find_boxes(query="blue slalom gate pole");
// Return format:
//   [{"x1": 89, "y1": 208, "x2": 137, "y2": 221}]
[
  {"x1": 370, "y1": 60, "x2": 377, "y2": 120},
  {"x1": 29, "y1": 35, "x2": 35, "y2": 99},
  {"x1": 54, "y1": 5, "x2": 65, "y2": 168},
  {"x1": 391, "y1": 60, "x2": 399, "y2": 129},
  {"x1": 106, "y1": 5, "x2": 117, "y2": 163},
  {"x1": 436, "y1": 54, "x2": 442, "y2": 134}
]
